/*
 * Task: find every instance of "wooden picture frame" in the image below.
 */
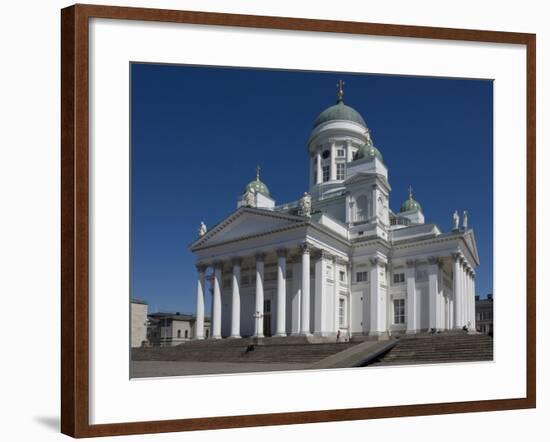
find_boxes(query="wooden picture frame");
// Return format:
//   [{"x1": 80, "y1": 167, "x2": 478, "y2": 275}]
[{"x1": 61, "y1": 3, "x2": 536, "y2": 438}]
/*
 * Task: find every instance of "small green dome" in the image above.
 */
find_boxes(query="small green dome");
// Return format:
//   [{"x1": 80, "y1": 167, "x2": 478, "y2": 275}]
[
  {"x1": 313, "y1": 100, "x2": 366, "y2": 128},
  {"x1": 355, "y1": 142, "x2": 383, "y2": 162},
  {"x1": 245, "y1": 179, "x2": 270, "y2": 197},
  {"x1": 244, "y1": 166, "x2": 270, "y2": 197},
  {"x1": 400, "y1": 187, "x2": 422, "y2": 213}
]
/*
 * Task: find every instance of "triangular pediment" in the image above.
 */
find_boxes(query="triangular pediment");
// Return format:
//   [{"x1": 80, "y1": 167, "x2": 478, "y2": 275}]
[
  {"x1": 190, "y1": 207, "x2": 306, "y2": 250},
  {"x1": 462, "y1": 229, "x2": 480, "y2": 265}
]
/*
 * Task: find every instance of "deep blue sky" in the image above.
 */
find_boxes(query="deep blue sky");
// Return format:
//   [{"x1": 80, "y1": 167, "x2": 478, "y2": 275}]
[{"x1": 131, "y1": 63, "x2": 493, "y2": 314}]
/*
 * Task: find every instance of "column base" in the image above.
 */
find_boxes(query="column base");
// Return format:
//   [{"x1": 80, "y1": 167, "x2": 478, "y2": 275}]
[
  {"x1": 274, "y1": 333, "x2": 287, "y2": 337},
  {"x1": 228, "y1": 335, "x2": 242, "y2": 339},
  {"x1": 299, "y1": 332, "x2": 313, "y2": 337},
  {"x1": 405, "y1": 329, "x2": 420, "y2": 335},
  {"x1": 194, "y1": 336, "x2": 205, "y2": 340},
  {"x1": 253, "y1": 333, "x2": 264, "y2": 338},
  {"x1": 211, "y1": 335, "x2": 222, "y2": 340}
]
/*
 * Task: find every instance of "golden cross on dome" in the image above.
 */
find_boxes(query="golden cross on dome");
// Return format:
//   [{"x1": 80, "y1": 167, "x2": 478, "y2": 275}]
[
  {"x1": 408, "y1": 185, "x2": 413, "y2": 199},
  {"x1": 336, "y1": 80, "x2": 345, "y2": 101},
  {"x1": 256, "y1": 164, "x2": 261, "y2": 181}
]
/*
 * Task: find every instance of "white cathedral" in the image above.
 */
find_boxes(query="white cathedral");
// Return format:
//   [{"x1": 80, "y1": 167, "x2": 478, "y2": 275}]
[{"x1": 190, "y1": 82, "x2": 479, "y2": 341}]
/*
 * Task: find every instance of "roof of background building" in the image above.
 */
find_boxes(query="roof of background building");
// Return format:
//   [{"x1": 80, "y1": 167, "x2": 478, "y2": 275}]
[
  {"x1": 148, "y1": 312, "x2": 211, "y2": 322},
  {"x1": 131, "y1": 298, "x2": 148, "y2": 305}
]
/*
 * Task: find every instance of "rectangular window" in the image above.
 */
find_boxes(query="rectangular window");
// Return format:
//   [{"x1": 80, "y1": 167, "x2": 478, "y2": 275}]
[
  {"x1": 393, "y1": 273, "x2": 405, "y2": 284},
  {"x1": 339, "y1": 298, "x2": 345, "y2": 327},
  {"x1": 336, "y1": 163, "x2": 345, "y2": 180},
  {"x1": 337, "y1": 149, "x2": 345, "y2": 157},
  {"x1": 339, "y1": 271, "x2": 345, "y2": 282},
  {"x1": 356, "y1": 271, "x2": 368, "y2": 283},
  {"x1": 393, "y1": 299, "x2": 406, "y2": 324},
  {"x1": 322, "y1": 165, "x2": 330, "y2": 182}
]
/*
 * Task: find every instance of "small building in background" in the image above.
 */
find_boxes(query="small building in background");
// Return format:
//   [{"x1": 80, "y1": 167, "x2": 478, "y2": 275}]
[
  {"x1": 147, "y1": 312, "x2": 211, "y2": 346},
  {"x1": 130, "y1": 298, "x2": 149, "y2": 347},
  {"x1": 475, "y1": 294, "x2": 493, "y2": 335}
]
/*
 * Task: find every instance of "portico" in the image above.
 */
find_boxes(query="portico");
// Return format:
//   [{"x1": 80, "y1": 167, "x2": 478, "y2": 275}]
[{"x1": 193, "y1": 239, "x2": 350, "y2": 339}]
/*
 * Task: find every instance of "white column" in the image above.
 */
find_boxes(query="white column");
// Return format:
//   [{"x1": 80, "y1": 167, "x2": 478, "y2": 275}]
[
  {"x1": 194, "y1": 264, "x2": 206, "y2": 339},
  {"x1": 461, "y1": 261, "x2": 467, "y2": 328},
  {"x1": 467, "y1": 268, "x2": 473, "y2": 329},
  {"x1": 330, "y1": 143, "x2": 336, "y2": 180},
  {"x1": 212, "y1": 263, "x2": 223, "y2": 339},
  {"x1": 371, "y1": 185, "x2": 378, "y2": 220},
  {"x1": 275, "y1": 249, "x2": 287, "y2": 337},
  {"x1": 230, "y1": 258, "x2": 241, "y2": 338},
  {"x1": 428, "y1": 257, "x2": 439, "y2": 331},
  {"x1": 254, "y1": 253, "x2": 265, "y2": 338},
  {"x1": 334, "y1": 260, "x2": 341, "y2": 334},
  {"x1": 458, "y1": 258, "x2": 464, "y2": 327},
  {"x1": 300, "y1": 243, "x2": 312, "y2": 335},
  {"x1": 464, "y1": 267, "x2": 470, "y2": 329},
  {"x1": 314, "y1": 251, "x2": 329, "y2": 336},
  {"x1": 316, "y1": 151, "x2": 322, "y2": 184},
  {"x1": 471, "y1": 272, "x2": 477, "y2": 329},
  {"x1": 405, "y1": 260, "x2": 417, "y2": 334},
  {"x1": 369, "y1": 257, "x2": 387, "y2": 336},
  {"x1": 346, "y1": 140, "x2": 353, "y2": 163},
  {"x1": 291, "y1": 259, "x2": 302, "y2": 335},
  {"x1": 452, "y1": 253, "x2": 462, "y2": 328},
  {"x1": 347, "y1": 263, "x2": 352, "y2": 340}
]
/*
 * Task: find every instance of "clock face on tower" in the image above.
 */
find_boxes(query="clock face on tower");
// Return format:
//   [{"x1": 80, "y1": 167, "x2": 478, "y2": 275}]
[{"x1": 322, "y1": 149, "x2": 330, "y2": 159}]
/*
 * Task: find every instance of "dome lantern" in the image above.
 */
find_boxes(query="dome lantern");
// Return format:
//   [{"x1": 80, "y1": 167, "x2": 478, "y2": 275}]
[{"x1": 312, "y1": 80, "x2": 367, "y2": 129}]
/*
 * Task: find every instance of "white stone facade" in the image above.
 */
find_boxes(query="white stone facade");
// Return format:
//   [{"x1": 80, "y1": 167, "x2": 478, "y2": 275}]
[{"x1": 190, "y1": 87, "x2": 479, "y2": 340}]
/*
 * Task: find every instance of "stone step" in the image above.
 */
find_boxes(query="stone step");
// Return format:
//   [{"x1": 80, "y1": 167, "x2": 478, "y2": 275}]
[
  {"x1": 132, "y1": 341, "x2": 357, "y2": 364},
  {"x1": 365, "y1": 334, "x2": 493, "y2": 366}
]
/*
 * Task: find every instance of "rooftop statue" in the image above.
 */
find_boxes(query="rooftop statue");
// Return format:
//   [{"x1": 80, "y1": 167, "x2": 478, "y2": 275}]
[
  {"x1": 299, "y1": 192, "x2": 312, "y2": 217},
  {"x1": 453, "y1": 210, "x2": 460, "y2": 230},
  {"x1": 198, "y1": 221, "x2": 207, "y2": 237}
]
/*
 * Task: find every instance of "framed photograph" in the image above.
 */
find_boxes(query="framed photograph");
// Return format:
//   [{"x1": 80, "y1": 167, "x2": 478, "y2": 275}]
[{"x1": 61, "y1": 3, "x2": 536, "y2": 438}]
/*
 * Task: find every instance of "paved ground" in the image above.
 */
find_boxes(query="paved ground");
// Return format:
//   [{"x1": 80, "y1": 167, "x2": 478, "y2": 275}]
[{"x1": 131, "y1": 360, "x2": 309, "y2": 378}]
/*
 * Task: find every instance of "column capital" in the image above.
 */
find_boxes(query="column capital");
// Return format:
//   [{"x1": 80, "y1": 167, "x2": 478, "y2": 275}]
[
  {"x1": 406, "y1": 259, "x2": 417, "y2": 268},
  {"x1": 369, "y1": 257, "x2": 379, "y2": 266},
  {"x1": 300, "y1": 242, "x2": 311, "y2": 254},
  {"x1": 428, "y1": 256, "x2": 441, "y2": 265},
  {"x1": 231, "y1": 257, "x2": 242, "y2": 267},
  {"x1": 451, "y1": 252, "x2": 461, "y2": 262},
  {"x1": 195, "y1": 263, "x2": 207, "y2": 273},
  {"x1": 213, "y1": 261, "x2": 224, "y2": 271},
  {"x1": 276, "y1": 248, "x2": 287, "y2": 258},
  {"x1": 255, "y1": 252, "x2": 266, "y2": 262}
]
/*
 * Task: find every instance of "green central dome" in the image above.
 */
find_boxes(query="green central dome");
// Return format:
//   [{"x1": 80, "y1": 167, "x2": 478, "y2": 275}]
[
  {"x1": 313, "y1": 100, "x2": 367, "y2": 128},
  {"x1": 400, "y1": 187, "x2": 422, "y2": 213}
]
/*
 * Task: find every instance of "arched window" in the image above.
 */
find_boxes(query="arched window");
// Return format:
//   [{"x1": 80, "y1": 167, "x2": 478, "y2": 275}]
[
  {"x1": 356, "y1": 195, "x2": 368, "y2": 221},
  {"x1": 184, "y1": 330, "x2": 189, "y2": 339},
  {"x1": 205, "y1": 329, "x2": 209, "y2": 338},
  {"x1": 378, "y1": 196, "x2": 384, "y2": 218},
  {"x1": 177, "y1": 330, "x2": 181, "y2": 338}
]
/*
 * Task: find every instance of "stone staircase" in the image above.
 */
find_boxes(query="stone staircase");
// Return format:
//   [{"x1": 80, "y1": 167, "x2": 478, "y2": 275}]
[
  {"x1": 132, "y1": 338, "x2": 357, "y2": 364},
  {"x1": 366, "y1": 333, "x2": 493, "y2": 366}
]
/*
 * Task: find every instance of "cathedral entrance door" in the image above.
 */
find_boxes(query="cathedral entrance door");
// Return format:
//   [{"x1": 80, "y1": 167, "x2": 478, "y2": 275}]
[{"x1": 263, "y1": 299, "x2": 272, "y2": 337}]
